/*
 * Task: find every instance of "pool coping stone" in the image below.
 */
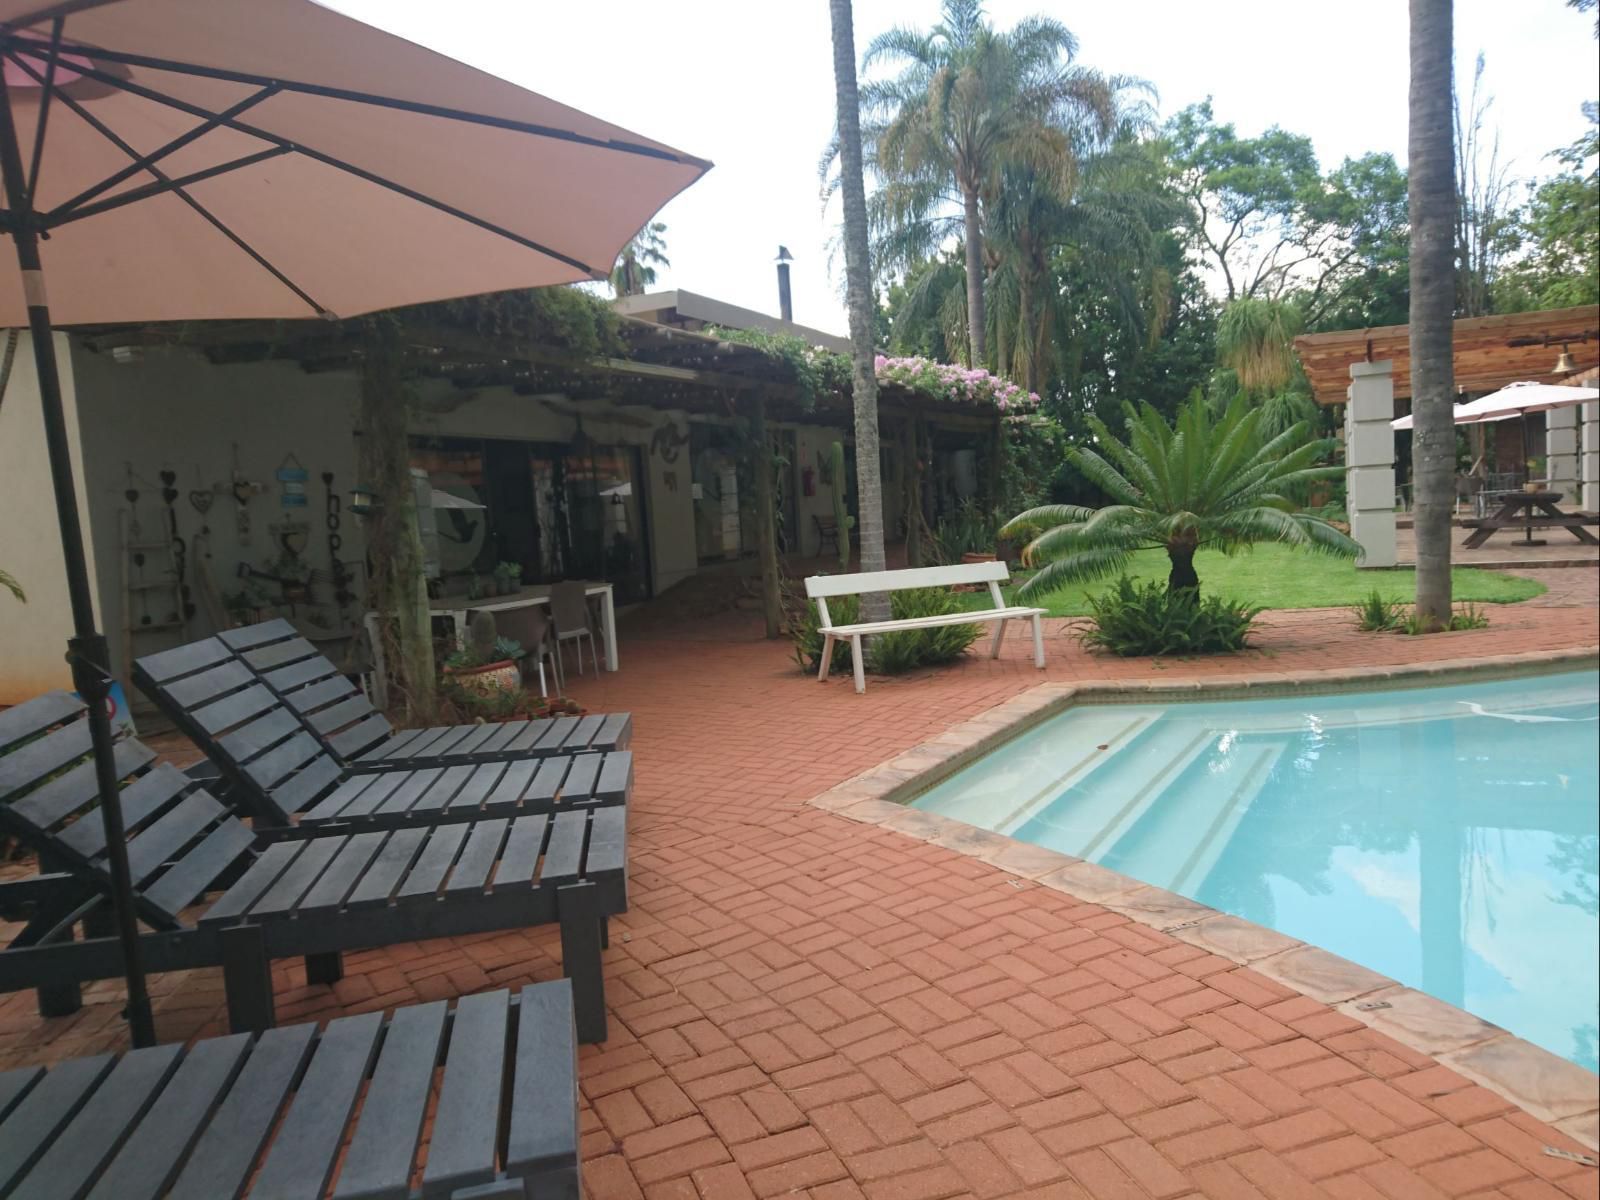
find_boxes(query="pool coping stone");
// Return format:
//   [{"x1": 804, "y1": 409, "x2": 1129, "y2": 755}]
[{"x1": 807, "y1": 647, "x2": 1600, "y2": 1150}]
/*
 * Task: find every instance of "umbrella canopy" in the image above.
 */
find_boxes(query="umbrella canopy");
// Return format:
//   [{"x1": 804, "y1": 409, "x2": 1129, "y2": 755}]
[
  {"x1": 1391, "y1": 380, "x2": 1600, "y2": 430},
  {"x1": 0, "y1": 0, "x2": 708, "y2": 1047},
  {"x1": 0, "y1": 0, "x2": 709, "y2": 325}
]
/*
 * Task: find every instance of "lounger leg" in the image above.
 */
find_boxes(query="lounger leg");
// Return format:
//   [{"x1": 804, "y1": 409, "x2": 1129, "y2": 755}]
[
  {"x1": 558, "y1": 881, "x2": 607, "y2": 1043},
  {"x1": 1031, "y1": 614, "x2": 1046, "y2": 668},
  {"x1": 989, "y1": 619, "x2": 1007, "y2": 659},
  {"x1": 818, "y1": 634, "x2": 834, "y2": 682},
  {"x1": 222, "y1": 923, "x2": 276, "y2": 1033},
  {"x1": 305, "y1": 951, "x2": 343, "y2": 985},
  {"x1": 850, "y1": 635, "x2": 866, "y2": 694},
  {"x1": 33, "y1": 852, "x2": 83, "y2": 1018}
]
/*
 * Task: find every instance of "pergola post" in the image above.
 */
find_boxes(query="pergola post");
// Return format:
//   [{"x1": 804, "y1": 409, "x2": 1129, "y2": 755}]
[
  {"x1": 1545, "y1": 405, "x2": 1579, "y2": 504},
  {"x1": 1344, "y1": 360, "x2": 1398, "y2": 568},
  {"x1": 1581, "y1": 401, "x2": 1599, "y2": 513}
]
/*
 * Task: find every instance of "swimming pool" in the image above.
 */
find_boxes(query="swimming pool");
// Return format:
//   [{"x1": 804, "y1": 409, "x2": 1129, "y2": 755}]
[{"x1": 912, "y1": 670, "x2": 1600, "y2": 1072}]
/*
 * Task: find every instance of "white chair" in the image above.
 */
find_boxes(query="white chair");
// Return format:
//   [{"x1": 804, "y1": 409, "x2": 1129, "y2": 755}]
[{"x1": 549, "y1": 581, "x2": 598, "y2": 681}]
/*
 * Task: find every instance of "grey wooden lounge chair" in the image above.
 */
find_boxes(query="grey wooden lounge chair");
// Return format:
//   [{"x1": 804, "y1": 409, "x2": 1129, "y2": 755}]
[
  {"x1": 0, "y1": 979, "x2": 581, "y2": 1199},
  {"x1": 143, "y1": 618, "x2": 630, "y2": 775},
  {"x1": 0, "y1": 692, "x2": 625, "y2": 1042},
  {"x1": 133, "y1": 629, "x2": 632, "y2": 830}
]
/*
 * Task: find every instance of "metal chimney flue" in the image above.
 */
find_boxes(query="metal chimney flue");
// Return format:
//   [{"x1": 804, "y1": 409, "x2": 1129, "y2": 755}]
[{"x1": 775, "y1": 245, "x2": 794, "y2": 322}]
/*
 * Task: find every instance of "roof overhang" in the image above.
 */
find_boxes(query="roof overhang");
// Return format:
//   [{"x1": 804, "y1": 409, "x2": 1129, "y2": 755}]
[
  {"x1": 1293, "y1": 306, "x2": 1600, "y2": 405},
  {"x1": 614, "y1": 288, "x2": 851, "y2": 354}
]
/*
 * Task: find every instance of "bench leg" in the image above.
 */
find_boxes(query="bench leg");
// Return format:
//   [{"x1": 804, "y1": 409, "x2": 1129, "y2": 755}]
[
  {"x1": 818, "y1": 634, "x2": 834, "y2": 682},
  {"x1": 305, "y1": 951, "x2": 344, "y2": 986},
  {"x1": 850, "y1": 635, "x2": 866, "y2": 694},
  {"x1": 558, "y1": 881, "x2": 607, "y2": 1044},
  {"x1": 222, "y1": 923, "x2": 276, "y2": 1033},
  {"x1": 1031, "y1": 614, "x2": 1046, "y2": 668},
  {"x1": 989, "y1": 618, "x2": 1007, "y2": 659}
]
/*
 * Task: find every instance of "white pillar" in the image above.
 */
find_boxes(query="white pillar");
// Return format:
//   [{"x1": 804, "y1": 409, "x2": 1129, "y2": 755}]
[
  {"x1": 1545, "y1": 405, "x2": 1579, "y2": 504},
  {"x1": 1344, "y1": 360, "x2": 1397, "y2": 568},
  {"x1": 1582, "y1": 401, "x2": 1599, "y2": 513}
]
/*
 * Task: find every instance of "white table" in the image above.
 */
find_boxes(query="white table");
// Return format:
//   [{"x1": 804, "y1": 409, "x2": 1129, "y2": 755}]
[{"x1": 433, "y1": 581, "x2": 618, "y2": 672}]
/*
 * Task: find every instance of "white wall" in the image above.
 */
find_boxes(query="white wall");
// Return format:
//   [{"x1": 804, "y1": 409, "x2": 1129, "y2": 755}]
[
  {"x1": 0, "y1": 333, "x2": 99, "y2": 704},
  {"x1": 69, "y1": 343, "x2": 363, "y2": 694}
]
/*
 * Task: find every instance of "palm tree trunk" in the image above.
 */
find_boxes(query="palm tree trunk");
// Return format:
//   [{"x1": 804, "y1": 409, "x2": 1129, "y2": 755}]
[
  {"x1": 1017, "y1": 268, "x2": 1034, "y2": 393},
  {"x1": 829, "y1": 0, "x2": 889, "y2": 623},
  {"x1": 962, "y1": 186, "x2": 987, "y2": 367},
  {"x1": 1166, "y1": 544, "x2": 1199, "y2": 594},
  {"x1": 1409, "y1": 0, "x2": 1456, "y2": 630}
]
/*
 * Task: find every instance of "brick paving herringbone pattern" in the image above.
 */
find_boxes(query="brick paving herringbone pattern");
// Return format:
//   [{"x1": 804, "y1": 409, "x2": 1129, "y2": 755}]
[{"x1": 2, "y1": 588, "x2": 1597, "y2": 1199}]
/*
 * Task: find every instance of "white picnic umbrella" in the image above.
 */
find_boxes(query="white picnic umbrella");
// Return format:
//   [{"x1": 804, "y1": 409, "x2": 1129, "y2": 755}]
[
  {"x1": 0, "y1": 0, "x2": 709, "y2": 1045},
  {"x1": 1391, "y1": 381, "x2": 1600, "y2": 430}
]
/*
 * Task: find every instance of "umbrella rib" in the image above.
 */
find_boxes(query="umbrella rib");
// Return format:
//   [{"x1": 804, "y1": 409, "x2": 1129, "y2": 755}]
[
  {"x1": 5, "y1": 33, "x2": 711, "y2": 169},
  {"x1": 25, "y1": 51, "x2": 609, "y2": 279},
  {"x1": 43, "y1": 84, "x2": 282, "y2": 224},
  {"x1": 24, "y1": 63, "x2": 328, "y2": 317},
  {"x1": 23, "y1": 18, "x2": 64, "y2": 205},
  {"x1": 46, "y1": 146, "x2": 294, "y2": 225}
]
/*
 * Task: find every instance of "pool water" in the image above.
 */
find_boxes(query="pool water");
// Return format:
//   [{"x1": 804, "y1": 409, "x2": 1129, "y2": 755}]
[{"x1": 913, "y1": 671, "x2": 1600, "y2": 1071}]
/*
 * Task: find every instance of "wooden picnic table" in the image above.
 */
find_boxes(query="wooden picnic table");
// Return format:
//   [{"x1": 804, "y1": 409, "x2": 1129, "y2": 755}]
[{"x1": 1460, "y1": 490, "x2": 1600, "y2": 550}]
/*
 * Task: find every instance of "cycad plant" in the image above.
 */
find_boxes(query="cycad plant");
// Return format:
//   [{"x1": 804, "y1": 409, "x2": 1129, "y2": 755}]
[{"x1": 1001, "y1": 395, "x2": 1359, "y2": 596}]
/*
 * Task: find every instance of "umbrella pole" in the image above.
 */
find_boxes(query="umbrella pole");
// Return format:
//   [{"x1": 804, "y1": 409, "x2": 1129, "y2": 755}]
[{"x1": 0, "y1": 82, "x2": 157, "y2": 1048}]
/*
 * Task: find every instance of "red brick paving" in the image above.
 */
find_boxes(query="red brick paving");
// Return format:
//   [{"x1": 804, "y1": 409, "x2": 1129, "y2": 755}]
[{"x1": 2, "y1": 586, "x2": 1597, "y2": 1198}]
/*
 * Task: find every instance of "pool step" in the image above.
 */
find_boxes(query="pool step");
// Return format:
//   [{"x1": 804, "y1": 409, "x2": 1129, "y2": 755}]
[
  {"x1": 1101, "y1": 738, "x2": 1288, "y2": 894},
  {"x1": 914, "y1": 707, "x2": 1166, "y2": 832}
]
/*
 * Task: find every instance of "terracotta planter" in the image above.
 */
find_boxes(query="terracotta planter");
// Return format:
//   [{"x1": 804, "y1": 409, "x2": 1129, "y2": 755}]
[
  {"x1": 961, "y1": 551, "x2": 997, "y2": 564},
  {"x1": 442, "y1": 659, "x2": 519, "y2": 696}
]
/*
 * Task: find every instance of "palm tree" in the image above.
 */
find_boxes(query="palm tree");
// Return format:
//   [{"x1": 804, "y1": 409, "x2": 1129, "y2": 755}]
[
  {"x1": 1213, "y1": 297, "x2": 1321, "y2": 440},
  {"x1": 1000, "y1": 395, "x2": 1358, "y2": 597},
  {"x1": 609, "y1": 221, "x2": 669, "y2": 298},
  {"x1": 856, "y1": 0, "x2": 1116, "y2": 367},
  {"x1": 830, "y1": 0, "x2": 890, "y2": 622},
  {"x1": 1409, "y1": 0, "x2": 1456, "y2": 628}
]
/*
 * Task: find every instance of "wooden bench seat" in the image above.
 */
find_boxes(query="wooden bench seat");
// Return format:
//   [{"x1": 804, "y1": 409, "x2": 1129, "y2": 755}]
[
  {"x1": 805, "y1": 561, "x2": 1048, "y2": 694},
  {"x1": 0, "y1": 980, "x2": 581, "y2": 1199}
]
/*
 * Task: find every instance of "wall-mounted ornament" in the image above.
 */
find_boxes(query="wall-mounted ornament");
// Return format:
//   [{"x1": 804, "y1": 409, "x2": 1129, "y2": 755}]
[{"x1": 276, "y1": 453, "x2": 309, "y2": 508}]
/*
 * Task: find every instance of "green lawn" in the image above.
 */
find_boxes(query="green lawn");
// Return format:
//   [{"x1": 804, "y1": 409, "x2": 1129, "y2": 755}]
[{"x1": 962, "y1": 544, "x2": 1545, "y2": 617}]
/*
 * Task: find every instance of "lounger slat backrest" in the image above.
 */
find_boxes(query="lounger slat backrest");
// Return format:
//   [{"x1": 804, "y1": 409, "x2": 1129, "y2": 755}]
[
  {"x1": 220, "y1": 621, "x2": 396, "y2": 761},
  {"x1": 134, "y1": 638, "x2": 346, "y2": 827},
  {"x1": 0, "y1": 1054, "x2": 116, "y2": 1195},
  {"x1": 0, "y1": 694, "x2": 255, "y2": 928},
  {"x1": 804, "y1": 559, "x2": 1011, "y2": 599}
]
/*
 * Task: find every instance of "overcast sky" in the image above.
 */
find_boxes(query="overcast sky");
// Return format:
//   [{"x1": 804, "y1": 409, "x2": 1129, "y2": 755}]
[{"x1": 330, "y1": 0, "x2": 1597, "y2": 337}]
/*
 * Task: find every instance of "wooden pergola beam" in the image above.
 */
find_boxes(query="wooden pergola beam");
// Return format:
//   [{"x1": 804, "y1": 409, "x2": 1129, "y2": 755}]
[{"x1": 1294, "y1": 305, "x2": 1600, "y2": 406}]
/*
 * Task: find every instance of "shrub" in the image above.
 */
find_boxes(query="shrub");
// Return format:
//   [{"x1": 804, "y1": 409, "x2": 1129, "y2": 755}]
[
  {"x1": 1081, "y1": 577, "x2": 1261, "y2": 657},
  {"x1": 929, "y1": 500, "x2": 1000, "y2": 564},
  {"x1": 1353, "y1": 589, "x2": 1406, "y2": 632},
  {"x1": 1402, "y1": 603, "x2": 1490, "y2": 635},
  {"x1": 789, "y1": 585, "x2": 982, "y2": 675}
]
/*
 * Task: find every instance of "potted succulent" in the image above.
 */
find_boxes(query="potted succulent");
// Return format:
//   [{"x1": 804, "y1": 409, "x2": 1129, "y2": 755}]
[
  {"x1": 494, "y1": 561, "x2": 522, "y2": 595},
  {"x1": 442, "y1": 610, "x2": 523, "y2": 695}
]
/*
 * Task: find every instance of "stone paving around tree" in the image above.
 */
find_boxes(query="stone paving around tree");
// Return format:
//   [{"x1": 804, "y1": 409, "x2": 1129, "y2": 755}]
[{"x1": 1, "y1": 580, "x2": 1597, "y2": 1199}]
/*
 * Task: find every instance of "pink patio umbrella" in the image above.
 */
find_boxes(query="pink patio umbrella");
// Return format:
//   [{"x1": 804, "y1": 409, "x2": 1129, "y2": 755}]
[{"x1": 0, "y1": 0, "x2": 709, "y2": 1045}]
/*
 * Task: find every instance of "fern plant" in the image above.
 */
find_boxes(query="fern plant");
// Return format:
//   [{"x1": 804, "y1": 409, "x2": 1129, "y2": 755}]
[
  {"x1": 1353, "y1": 589, "x2": 1406, "y2": 632},
  {"x1": 1081, "y1": 576, "x2": 1261, "y2": 656},
  {"x1": 1002, "y1": 394, "x2": 1358, "y2": 598}
]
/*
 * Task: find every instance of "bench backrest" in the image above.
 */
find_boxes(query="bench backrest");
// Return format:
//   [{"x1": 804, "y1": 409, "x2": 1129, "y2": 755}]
[
  {"x1": 804, "y1": 560, "x2": 1010, "y2": 598},
  {"x1": 0, "y1": 691, "x2": 253, "y2": 929}
]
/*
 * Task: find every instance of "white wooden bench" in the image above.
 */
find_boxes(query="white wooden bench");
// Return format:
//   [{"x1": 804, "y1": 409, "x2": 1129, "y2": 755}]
[{"x1": 804, "y1": 561, "x2": 1048, "y2": 694}]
